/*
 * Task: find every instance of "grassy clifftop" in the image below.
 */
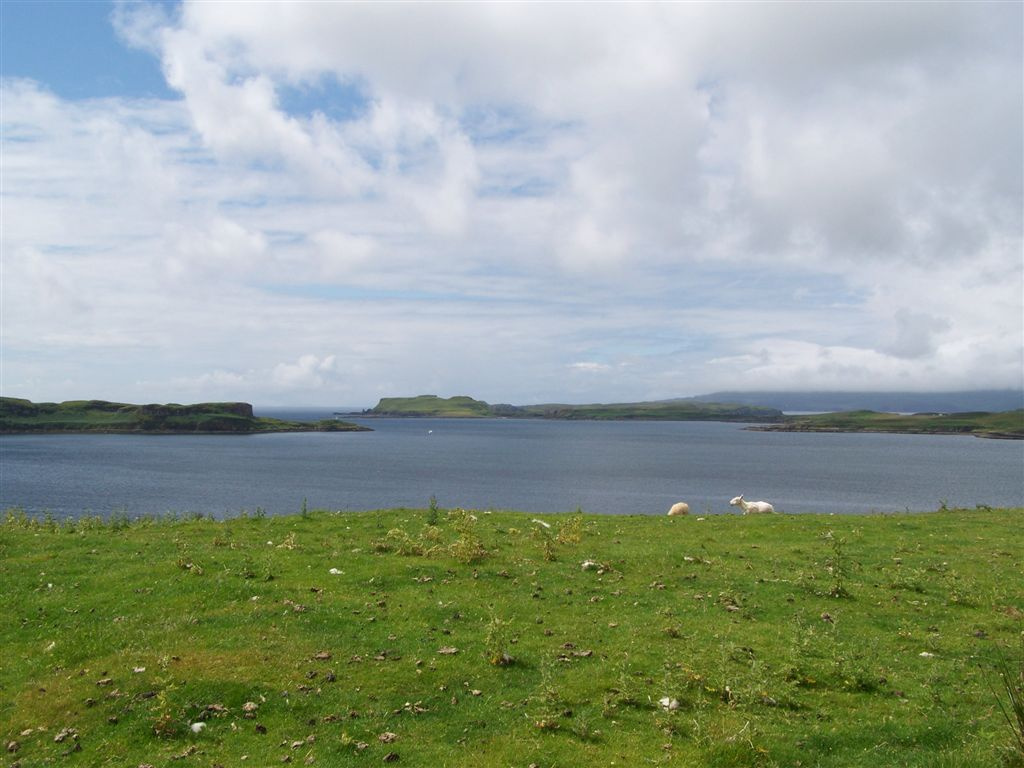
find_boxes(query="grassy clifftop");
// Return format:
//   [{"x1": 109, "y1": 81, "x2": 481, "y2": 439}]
[
  {"x1": 0, "y1": 398, "x2": 370, "y2": 434},
  {"x1": 368, "y1": 394, "x2": 783, "y2": 422},
  {"x1": 370, "y1": 395, "x2": 499, "y2": 418}
]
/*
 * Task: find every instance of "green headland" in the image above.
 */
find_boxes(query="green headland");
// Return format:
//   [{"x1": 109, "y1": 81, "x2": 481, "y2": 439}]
[
  {"x1": 366, "y1": 394, "x2": 783, "y2": 422},
  {"x1": 0, "y1": 398, "x2": 370, "y2": 434},
  {"x1": 2, "y1": 505, "x2": 1021, "y2": 766},
  {"x1": 754, "y1": 409, "x2": 1024, "y2": 439}
]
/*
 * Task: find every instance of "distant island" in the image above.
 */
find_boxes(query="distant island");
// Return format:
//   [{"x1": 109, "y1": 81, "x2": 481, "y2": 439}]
[
  {"x1": 751, "y1": 409, "x2": 1024, "y2": 439},
  {"x1": 11, "y1": 395, "x2": 1018, "y2": 438},
  {"x1": 361, "y1": 394, "x2": 783, "y2": 422},
  {"x1": 0, "y1": 398, "x2": 370, "y2": 434},
  {"x1": 357, "y1": 394, "x2": 1024, "y2": 438},
  {"x1": 693, "y1": 389, "x2": 1023, "y2": 413}
]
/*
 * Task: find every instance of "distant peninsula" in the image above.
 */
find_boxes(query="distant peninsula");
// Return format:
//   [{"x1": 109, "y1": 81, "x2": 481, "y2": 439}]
[
  {"x1": 750, "y1": 409, "x2": 1024, "y2": 439},
  {"x1": 0, "y1": 398, "x2": 370, "y2": 434},
  {"x1": 361, "y1": 394, "x2": 783, "y2": 422}
]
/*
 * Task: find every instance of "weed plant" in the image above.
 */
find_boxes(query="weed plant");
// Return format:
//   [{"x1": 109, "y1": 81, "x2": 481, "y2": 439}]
[{"x1": 988, "y1": 640, "x2": 1024, "y2": 765}]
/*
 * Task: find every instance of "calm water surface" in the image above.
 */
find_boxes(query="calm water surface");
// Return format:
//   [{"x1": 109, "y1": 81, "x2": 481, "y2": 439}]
[{"x1": 1, "y1": 418, "x2": 1021, "y2": 518}]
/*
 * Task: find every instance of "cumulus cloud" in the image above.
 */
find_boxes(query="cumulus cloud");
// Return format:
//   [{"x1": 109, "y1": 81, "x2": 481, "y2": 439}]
[
  {"x1": 271, "y1": 355, "x2": 338, "y2": 390},
  {"x1": 2, "y1": 2, "x2": 1020, "y2": 404}
]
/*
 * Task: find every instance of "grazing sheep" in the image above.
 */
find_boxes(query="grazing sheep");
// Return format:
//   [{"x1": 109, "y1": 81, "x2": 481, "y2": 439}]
[
  {"x1": 730, "y1": 495, "x2": 774, "y2": 514},
  {"x1": 667, "y1": 502, "x2": 690, "y2": 516}
]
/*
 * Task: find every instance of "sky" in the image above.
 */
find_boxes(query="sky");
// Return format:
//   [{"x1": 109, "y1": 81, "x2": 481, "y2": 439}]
[{"x1": 1, "y1": 1, "x2": 1022, "y2": 407}]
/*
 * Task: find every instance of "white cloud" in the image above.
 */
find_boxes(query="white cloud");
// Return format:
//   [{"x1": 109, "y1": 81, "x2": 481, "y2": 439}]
[
  {"x1": 569, "y1": 362, "x2": 613, "y2": 374},
  {"x1": 2, "y1": 2, "x2": 1020, "y2": 405},
  {"x1": 270, "y1": 355, "x2": 338, "y2": 390}
]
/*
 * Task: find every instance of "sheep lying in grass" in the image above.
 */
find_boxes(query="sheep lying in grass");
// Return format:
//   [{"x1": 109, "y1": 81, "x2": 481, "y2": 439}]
[
  {"x1": 730, "y1": 495, "x2": 774, "y2": 514},
  {"x1": 667, "y1": 502, "x2": 690, "y2": 516}
]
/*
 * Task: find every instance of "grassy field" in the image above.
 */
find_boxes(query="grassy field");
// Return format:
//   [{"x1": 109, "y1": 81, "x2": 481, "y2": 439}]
[{"x1": 2, "y1": 506, "x2": 1022, "y2": 767}]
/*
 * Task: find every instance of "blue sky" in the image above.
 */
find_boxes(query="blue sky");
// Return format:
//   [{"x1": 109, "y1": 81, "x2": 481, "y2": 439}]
[
  {"x1": 1, "y1": 1, "x2": 1021, "y2": 406},
  {"x1": 2, "y1": 1, "x2": 175, "y2": 99}
]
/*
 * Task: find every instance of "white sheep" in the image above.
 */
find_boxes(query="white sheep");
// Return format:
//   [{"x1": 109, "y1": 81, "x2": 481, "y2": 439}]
[
  {"x1": 730, "y1": 495, "x2": 774, "y2": 514},
  {"x1": 667, "y1": 502, "x2": 690, "y2": 516}
]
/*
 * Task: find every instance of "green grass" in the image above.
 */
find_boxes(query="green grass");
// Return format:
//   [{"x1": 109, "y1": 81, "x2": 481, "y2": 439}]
[
  {"x1": 2, "y1": 506, "x2": 1022, "y2": 766},
  {"x1": 759, "y1": 410, "x2": 1024, "y2": 439}
]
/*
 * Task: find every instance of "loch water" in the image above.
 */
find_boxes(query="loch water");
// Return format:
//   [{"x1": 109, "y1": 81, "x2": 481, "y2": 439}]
[{"x1": 1, "y1": 417, "x2": 1021, "y2": 519}]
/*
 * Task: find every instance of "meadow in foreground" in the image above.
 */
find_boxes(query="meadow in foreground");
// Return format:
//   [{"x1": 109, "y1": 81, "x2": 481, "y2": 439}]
[{"x1": 1, "y1": 505, "x2": 1021, "y2": 767}]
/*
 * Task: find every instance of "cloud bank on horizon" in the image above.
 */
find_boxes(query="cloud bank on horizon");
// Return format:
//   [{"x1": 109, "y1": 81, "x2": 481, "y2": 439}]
[{"x1": 2, "y1": 1, "x2": 1021, "y2": 406}]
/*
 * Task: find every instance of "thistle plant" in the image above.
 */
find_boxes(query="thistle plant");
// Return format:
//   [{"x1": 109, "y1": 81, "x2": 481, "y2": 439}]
[{"x1": 822, "y1": 530, "x2": 852, "y2": 599}]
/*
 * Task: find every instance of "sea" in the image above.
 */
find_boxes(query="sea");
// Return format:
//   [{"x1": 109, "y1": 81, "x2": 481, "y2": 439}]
[{"x1": 1, "y1": 411, "x2": 1021, "y2": 519}]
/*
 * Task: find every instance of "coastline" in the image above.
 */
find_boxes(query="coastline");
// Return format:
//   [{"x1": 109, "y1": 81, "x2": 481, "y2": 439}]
[
  {"x1": 0, "y1": 424, "x2": 372, "y2": 435},
  {"x1": 747, "y1": 425, "x2": 1023, "y2": 439}
]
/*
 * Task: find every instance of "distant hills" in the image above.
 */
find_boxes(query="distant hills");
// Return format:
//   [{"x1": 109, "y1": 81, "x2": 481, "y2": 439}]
[
  {"x1": 0, "y1": 398, "x2": 370, "y2": 434},
  {"x1": 366, "y1": 395, "x2": 783, "y2": 422},
  {"x1": 693, "y1": 390, "x2": 1024, "y2": 414}
]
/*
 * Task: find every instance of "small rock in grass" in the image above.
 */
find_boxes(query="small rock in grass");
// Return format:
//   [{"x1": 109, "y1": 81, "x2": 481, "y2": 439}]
[{"x1": 658, "y1": 697, "x2": 679, "y2": 711}]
